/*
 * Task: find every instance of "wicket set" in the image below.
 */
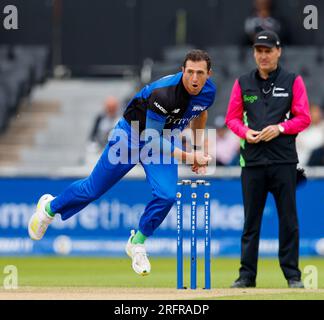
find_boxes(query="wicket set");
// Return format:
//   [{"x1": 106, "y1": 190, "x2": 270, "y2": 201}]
[{"x1": 176, "y1": 179, "x2": 211, "y2": 290}]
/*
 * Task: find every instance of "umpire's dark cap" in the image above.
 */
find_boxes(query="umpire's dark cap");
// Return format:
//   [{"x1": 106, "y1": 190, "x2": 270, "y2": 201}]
[{"x1": 253, "y1": 30, "x2": 281, "y2": 48}]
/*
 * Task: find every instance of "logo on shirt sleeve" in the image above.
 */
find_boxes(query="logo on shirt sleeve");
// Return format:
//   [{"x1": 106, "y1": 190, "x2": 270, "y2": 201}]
[
  {"x1": 153, "y1": 101, "x2": 168, "y2": 114},
  {"x1": 192, "y1": 105, "x2": 207, "y2": 111}
]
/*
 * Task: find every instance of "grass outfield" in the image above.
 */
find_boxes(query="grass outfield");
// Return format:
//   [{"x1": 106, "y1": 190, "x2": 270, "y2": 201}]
[{"x1": 0, "y1": 257, "x2": 323, "y2": 299}]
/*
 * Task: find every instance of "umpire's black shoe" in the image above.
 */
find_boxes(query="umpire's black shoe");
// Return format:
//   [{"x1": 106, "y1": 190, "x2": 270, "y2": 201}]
[
  {"x1": 230, "y1": 278, "x2": 256, "y2": 288},
  {"x1": 288, "y1": 279, "x2": 304, "y2": 288}
]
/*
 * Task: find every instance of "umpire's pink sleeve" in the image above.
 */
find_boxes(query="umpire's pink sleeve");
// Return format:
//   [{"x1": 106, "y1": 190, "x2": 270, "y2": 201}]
[
  {"x1": 225, "y1": 79, "x2": 249, "y2": 139},
  {"x1": 279, "y1": 76, "x2": 311, "y2": 134}
]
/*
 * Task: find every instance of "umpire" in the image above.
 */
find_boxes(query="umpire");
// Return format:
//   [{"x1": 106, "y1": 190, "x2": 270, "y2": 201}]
[{"x1": 225, "y1": 31, "x2": 311, "y2": 288}]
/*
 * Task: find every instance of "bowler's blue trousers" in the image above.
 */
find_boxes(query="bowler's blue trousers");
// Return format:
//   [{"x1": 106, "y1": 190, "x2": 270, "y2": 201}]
[{"x1": 50, "y1": 118, "x2": 178, "y2": 237}]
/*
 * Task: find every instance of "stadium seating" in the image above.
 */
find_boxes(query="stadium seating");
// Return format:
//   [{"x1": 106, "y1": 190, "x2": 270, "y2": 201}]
[
  {"x1": 13, "y1": 45, "x2": 49, "y2": 84},
  {"x1": 162, "y1": 45, "x2": 195, "y2": 64},
  {"x1": 149, "y1": 61, "x2": 181, "y2": 82},
  {"x1": 0, "y1": 45, "x2": 49, "y2": 135},
  {"x1": 0, "y1": 85, "x2": 9, "y2": 132}
]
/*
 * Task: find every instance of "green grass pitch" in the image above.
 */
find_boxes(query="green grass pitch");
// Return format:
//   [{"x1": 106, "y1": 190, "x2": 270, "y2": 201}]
[{"x1": 0, "y1": 256, "x2": 323, "y2": 299}]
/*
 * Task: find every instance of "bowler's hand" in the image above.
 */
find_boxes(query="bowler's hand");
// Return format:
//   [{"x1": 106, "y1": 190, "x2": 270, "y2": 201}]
[
  {"x1": 246, "y1": 129, "x2": 261, "y2": 144},
  {"x1": 191, "y1": 164, "x2": 207, "y2": 175},
  {"x1": 193, "y1": 151, "x2": 212, "y2": 167},
  {"x1": 259, "y1": 125, "x2": 280, "y2": 142}
]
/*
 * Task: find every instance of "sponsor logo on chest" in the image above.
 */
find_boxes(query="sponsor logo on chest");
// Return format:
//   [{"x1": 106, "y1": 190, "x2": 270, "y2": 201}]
[
  {"x1": 272, "y1": 87, "x2": 289, "y2": 97},
  {"x1": 244, "y1": 95, "x2": 258, "y2": 104}
]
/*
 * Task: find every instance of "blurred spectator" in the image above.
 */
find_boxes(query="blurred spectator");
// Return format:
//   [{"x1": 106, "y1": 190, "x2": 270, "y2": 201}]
[
  {"x1": 297, "y1": 103, "x2": 324, "y2": 166},
  {"x1": 207, "y1": 116, "x2": 240, "y2": 166},
  {"x1": 242, "y1": 0, "x2": 290, "y2": 46},
  {"x1": 85, "y1": 96, "x2": 121, "y2": 165},
  {"x1": 89, "y1": 96, "x2": 121, "y2": 149}
]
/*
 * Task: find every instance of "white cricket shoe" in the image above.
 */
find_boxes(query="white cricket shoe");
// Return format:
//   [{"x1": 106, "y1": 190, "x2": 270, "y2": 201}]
[
  {"x1": 125, "y1": 230, "x2": 151, "y2": 276},
  {"x1": 28, "y1": 194, "x2": 55, "y2": 240}
]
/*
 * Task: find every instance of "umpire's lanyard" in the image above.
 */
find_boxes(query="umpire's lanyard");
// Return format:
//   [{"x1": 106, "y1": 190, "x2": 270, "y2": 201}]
[{"x1": 256, "y1": 66, "x2": 280, "y2": 99}]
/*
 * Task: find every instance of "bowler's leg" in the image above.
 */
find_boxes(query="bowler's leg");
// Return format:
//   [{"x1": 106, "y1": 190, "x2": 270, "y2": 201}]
[
  {"x1": 51, "y1": 144, "x2": 136, "y2": 220},
  {"x1": 124, "y1": 162, "x2": 177, "y2": 276},
  {"x1": 139, "y1": 162, "x2": 178, "y2": 237},
  {"x1": 28, "y1": 119, "x2": 137, "y2": 241}
]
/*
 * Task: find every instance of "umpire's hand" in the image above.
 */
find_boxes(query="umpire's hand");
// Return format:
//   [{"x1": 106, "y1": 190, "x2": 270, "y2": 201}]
[
  {"x1": 246, "y1": 129, "x2": 261, "y2": 144},
  {"x1": 259, "y1": 125, "x2": 280, "y2": 142}
]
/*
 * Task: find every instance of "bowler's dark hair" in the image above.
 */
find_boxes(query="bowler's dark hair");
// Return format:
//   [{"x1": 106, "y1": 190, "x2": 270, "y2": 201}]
[{"x1": 183, "y1": 49, "x2": 211, "y2": 71}]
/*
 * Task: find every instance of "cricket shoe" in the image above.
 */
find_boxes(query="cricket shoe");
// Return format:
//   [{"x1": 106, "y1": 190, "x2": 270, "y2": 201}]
[
  {"x1": 125, "y1": 230, "x2": 151, "y2": 276},
  {"x1": 28, "y1": 194, "x2": 55, "y2": 240}
]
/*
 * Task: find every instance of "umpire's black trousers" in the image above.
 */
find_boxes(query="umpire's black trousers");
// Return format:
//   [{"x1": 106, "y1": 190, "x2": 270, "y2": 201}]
[{"x1": 239, "y1": 164, "x2": 301, "y2": 281}]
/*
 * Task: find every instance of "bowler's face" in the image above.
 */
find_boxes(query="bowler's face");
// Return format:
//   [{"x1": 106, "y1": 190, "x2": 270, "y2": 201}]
[
  {"x1": 254, "y1": 46, "x2": 281, "y2": 73},
  {"x1": 182, "y1": 60, "x2": 211, "y2": 95}
]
